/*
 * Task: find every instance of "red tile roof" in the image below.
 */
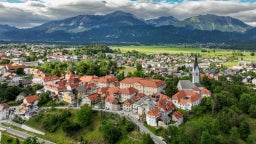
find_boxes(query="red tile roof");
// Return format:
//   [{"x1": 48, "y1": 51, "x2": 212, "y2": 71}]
[
  {"x1": 173, "y1": 111, "x2": 183, "y2": 119},
  {"x1": 172, "y1": 90, "x2": 201, "y2": 104},
  {"x1": 120, "y1": 77, "x2": 165, "y2": 88},
  {"x1": 121, "y1": 87, "x2": 138, "y2": 95},
  {"x1": 6, "y1": 63, "x2": 26, "y2": 70},
  {"x1": 156, "y1": 94, "x2": 176, "y2": 112},
  {"x1": 148, "y1": 107, "x2": 160, "y2": 117},
  {"x1": 87, "y1": 93, "x2": 100, "y2": 101},
  {"x1": 201, "y1": 88, "x2": 211, "y2": 95},
  {"x1": 105, "y1": 96, "x2": 118, "y2": 104},
  {"x1": 97, "y1": 75, "x2": 118, "y2": 83},
  {"x1": 25, "y1": 95, "x2": 39, "y2": 104},
  {"x1": 80, "y1": 75, "x2": 98, "y2": 83}
]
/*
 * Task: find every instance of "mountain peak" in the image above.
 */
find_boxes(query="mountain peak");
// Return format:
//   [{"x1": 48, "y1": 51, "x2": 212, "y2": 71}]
[
  {"x1": 146, "y1": 16, "x2": 179, "y2": 27},
  {"x1": 176, "y1": 14, "x2": 251, "y2": 32}
]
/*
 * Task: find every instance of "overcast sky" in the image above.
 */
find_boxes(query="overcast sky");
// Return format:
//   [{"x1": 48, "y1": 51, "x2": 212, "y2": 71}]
[{"x1": 0, "y1": 0, "x2": 255, "y2": 28}]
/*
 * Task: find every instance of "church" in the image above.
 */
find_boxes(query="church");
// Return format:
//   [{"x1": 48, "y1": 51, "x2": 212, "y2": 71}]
[{"x1": 171, "y1": 56, "x2": 211, "y2": 110}]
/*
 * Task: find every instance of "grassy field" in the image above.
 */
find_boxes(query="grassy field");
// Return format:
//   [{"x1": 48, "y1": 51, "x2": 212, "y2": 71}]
[
  {"x1": 0, "y1": 132, "x2": 23, "y2": 144},
  {"x1": 111, "y1": 46, "x2": 256, "y2": 67}
]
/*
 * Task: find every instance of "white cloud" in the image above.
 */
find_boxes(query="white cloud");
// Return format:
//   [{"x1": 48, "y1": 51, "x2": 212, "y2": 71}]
[{"x1": 0, "y1": 0, "x2": 255, "y2": 28}]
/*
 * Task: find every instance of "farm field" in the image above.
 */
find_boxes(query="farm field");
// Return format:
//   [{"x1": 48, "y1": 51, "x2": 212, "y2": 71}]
[{"x1": 111, "y1": 46, "x2": 256, "y2": 67}]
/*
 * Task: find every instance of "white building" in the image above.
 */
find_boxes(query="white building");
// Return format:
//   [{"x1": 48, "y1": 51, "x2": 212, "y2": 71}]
[{"x1": 0, "y1": 103, "x2": 9, "y2": 120}]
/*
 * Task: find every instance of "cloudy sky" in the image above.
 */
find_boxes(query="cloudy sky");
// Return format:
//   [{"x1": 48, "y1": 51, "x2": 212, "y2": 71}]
[{"x1": 0, "y1": 0, "x2": 255, "y2": 28}]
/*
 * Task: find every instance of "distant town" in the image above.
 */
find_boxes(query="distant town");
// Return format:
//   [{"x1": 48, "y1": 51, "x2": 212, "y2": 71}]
[{"x1": 0, "y1": 43, "x2": 255, "y2": 144}]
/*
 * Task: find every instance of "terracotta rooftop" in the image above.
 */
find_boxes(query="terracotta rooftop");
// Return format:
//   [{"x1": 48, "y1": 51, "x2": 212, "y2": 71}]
[
  {"x1": 147, "y1": 107, "x2": 160, "y2": 117},
  {"x1": 25, "y1": 95, "x2": 39, "y2": 104},
  {"x1": 105, "y1": 95, "x2": 118, "y2": 104},
  {"x1": 120, "y1": 77, "x2": 165, "y2": 88},
  {"x1": 97, "y1": 75, "x2": 118, "y2": 83},
  {"x1": 172, "y1": 90, "x2": 201, "y2": 104},
  {"x1": 87, "y1": 93, "x2": 100, "y2": 101},
  {"x1": 173, "y1": 111, "x2": 183, "y2": 119},
  {"x1": 121, "y1": 87, "x2": 138, "y2": 95}
]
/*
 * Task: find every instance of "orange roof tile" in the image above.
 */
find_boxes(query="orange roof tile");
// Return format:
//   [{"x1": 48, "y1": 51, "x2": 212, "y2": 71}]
[
  {"x1": 201, "y1": 88, "x2": 211, "y2": 95},
  {"x1": 148, "y1": 107, "x2": 160, "y2": 117},
  {"x1": 87, "y1": 93, "x2": 100, "y2": 101},
  {"x1": 25, "y1": 95, "x2": 39, "y2": 104},
  {"x1": 80, "y1": 75, "x2": 98, "y2": 83},
  {"x1": 105, "y1": 96, "x2": 118, "y2": 104},
  {"x1": 97, "y1": 75, "x2": 118, "y2": 83},
  {"x1": 172, "y1": 90, "x2": 201, "y2": 104},
  {"x1": 121, "y1": 87, "x2": 138, "y2": 95},
  {"x1": 173, "y1": 111, "x2": 183, "y2": 119},
  {"x1": 120, "y1": 77, "x2": 165, "y2": 88}
]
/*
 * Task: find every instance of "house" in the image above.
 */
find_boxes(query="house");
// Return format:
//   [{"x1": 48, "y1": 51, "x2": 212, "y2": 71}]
[
  {"x1": 83, "y1": 93, "x2": 101, "y2": 106},
  {"x1": 0, "y1": 103, "x2": 9, "y2": 120},
  {"x1": 23, "y1": 95, "x2": 40, "y2": 107},
  {"x1": 146, "y1": 107, "x2": 160, "y2": 127},
  {"x1": 120, "y1": 77, "x2": 165, "y2": 95},
  {"x1": 172, "y1": 111, "x2": 184, "y2": 126},
  {"x1": 61, "y1": 92, "x2": 75, "y2": 104},
  {"x1": 96, "y1": 75, "x2": 118, "y2": 88},
  {"x1": 120, "y1": 87, "x2": 138, "y2": 102},
  {"x1": 5, "y1": 63, "x2": 26, "y2": 72},
  {"x1": 172, "y1": 90, "x2": 201, "y2": 110},
  {"x1": 123, "y1": 99, "x2": 135, "y2": 112},
  {"x1": 105, "y1": 95, "x2": 120, "y2": 111}
]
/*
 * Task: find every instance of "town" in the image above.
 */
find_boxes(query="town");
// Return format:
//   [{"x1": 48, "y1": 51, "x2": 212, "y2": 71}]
[{"x1": 0, "y1": 43, "x2": 256, "y2": 144}]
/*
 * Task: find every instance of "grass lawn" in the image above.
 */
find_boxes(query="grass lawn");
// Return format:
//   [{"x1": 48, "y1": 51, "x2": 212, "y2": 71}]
[
  {"x1": 119, "y1": 66, "x2": 136, "y2": 74},
  {"x1": 0, "y1": 132, "x2": 23, "y2": 144},
  {"x1": 111, "y1": 46, "x2": 256, "y2": 67}
]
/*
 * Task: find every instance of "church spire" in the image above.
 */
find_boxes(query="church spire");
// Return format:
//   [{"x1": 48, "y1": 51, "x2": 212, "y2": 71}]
[{"x1": 192, "y1": 55, "x2": 200, "y2": 84}]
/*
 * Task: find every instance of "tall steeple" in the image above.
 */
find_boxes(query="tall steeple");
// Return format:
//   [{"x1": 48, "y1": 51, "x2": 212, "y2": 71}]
[{"x1": 192, "y1": 55, "x2": 200, "y2": 84}]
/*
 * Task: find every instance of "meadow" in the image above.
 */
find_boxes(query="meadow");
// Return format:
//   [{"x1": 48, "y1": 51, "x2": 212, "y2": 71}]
[{"x1": 111, "y1": 46, "x2": 256, "y2": 67}]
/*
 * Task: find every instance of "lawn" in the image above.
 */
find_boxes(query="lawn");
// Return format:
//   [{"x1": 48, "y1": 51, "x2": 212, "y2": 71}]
[
  {"x1": 111, "y1": 46, "x2": 256, "y2": 67},
  {"x1": 119, "y1": 66, "x2": 136, "y2": 74},
  {"x1": 0, "y1": 132, "x2": 23, "y2": 144}
]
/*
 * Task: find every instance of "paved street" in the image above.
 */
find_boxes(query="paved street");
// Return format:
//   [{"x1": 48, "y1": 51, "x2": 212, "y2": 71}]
[{"x1": 0, "y1": 124, "x2": 55, "y2": 144}]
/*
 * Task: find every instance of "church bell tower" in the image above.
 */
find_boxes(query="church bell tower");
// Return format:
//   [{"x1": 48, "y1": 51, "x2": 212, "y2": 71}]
[{"x1": 192, "y1": 56, "x2": 200, "y2": 84}]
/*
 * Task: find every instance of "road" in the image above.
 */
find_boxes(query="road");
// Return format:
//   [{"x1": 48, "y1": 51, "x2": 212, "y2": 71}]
[{"x1": 0, "y1": 124, "x2": 55, "y2": 144}]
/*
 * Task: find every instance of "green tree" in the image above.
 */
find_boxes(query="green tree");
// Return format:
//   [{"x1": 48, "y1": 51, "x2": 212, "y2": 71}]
[
  {"x1": 77, "y1": 104, "x2": 93, "y2": 127},
  {"x1": 230, "y1": 127, "x2": 240, "y2": 143},
  {"x1": 239, "y1": 121, "x2": 250, "y2": 140},
  {"x1": 201, "y1": 131, "x2": 213, "y2": 144},
  {"x1": 23, "y1": 137, "x2": 42, "y2": 144},
  {"x1": 142, "y1": 134, "x2": 154, "y2": 144},
  {"x1": 136, "y1": 63, "x2": 142, "y2": 71},
  {"x1": 248, "y1": 105, "x2": 256, "y2": 118},
  {"x1": 102, "y1": 123, "x2": 122, "y2": 144},
  {"x1": 38, "y1": 91, "x2": 51, "y2": 106}
]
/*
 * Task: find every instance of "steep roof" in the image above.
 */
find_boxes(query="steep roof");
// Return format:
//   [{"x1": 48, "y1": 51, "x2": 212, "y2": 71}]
[
  {"x1": 156, "y1": 94, "x2": 176, "y2": 112},
  {"x1": 147, "y1": 107, "x2": 160, "y2": 117},
  {"x1": 87, "y1": 93, "x2": 100, "y2": 101},
  {"x1": 201, "y1": 88, "x2": 211, "y2": 95},
  {"x1": 105, "y1": 96, "x2": 118, "y2": 104},
  {"x1": 173, "y1": 111, "x2": 183, "y2": 119},
  {"x1": 178, "y1": 80, "x2": 194, "y2": 90},
  {"x1": 25, "y1": 95, "x2": 39, "y2": 104},
  {"x1": 121, "y1": 87, "x2": 138, "y2": 95}
]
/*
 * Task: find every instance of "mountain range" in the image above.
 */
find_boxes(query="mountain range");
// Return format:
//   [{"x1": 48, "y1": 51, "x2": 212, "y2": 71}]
[{"x1": 0, "y1": 11, "x2": 255, "y2": 45}]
